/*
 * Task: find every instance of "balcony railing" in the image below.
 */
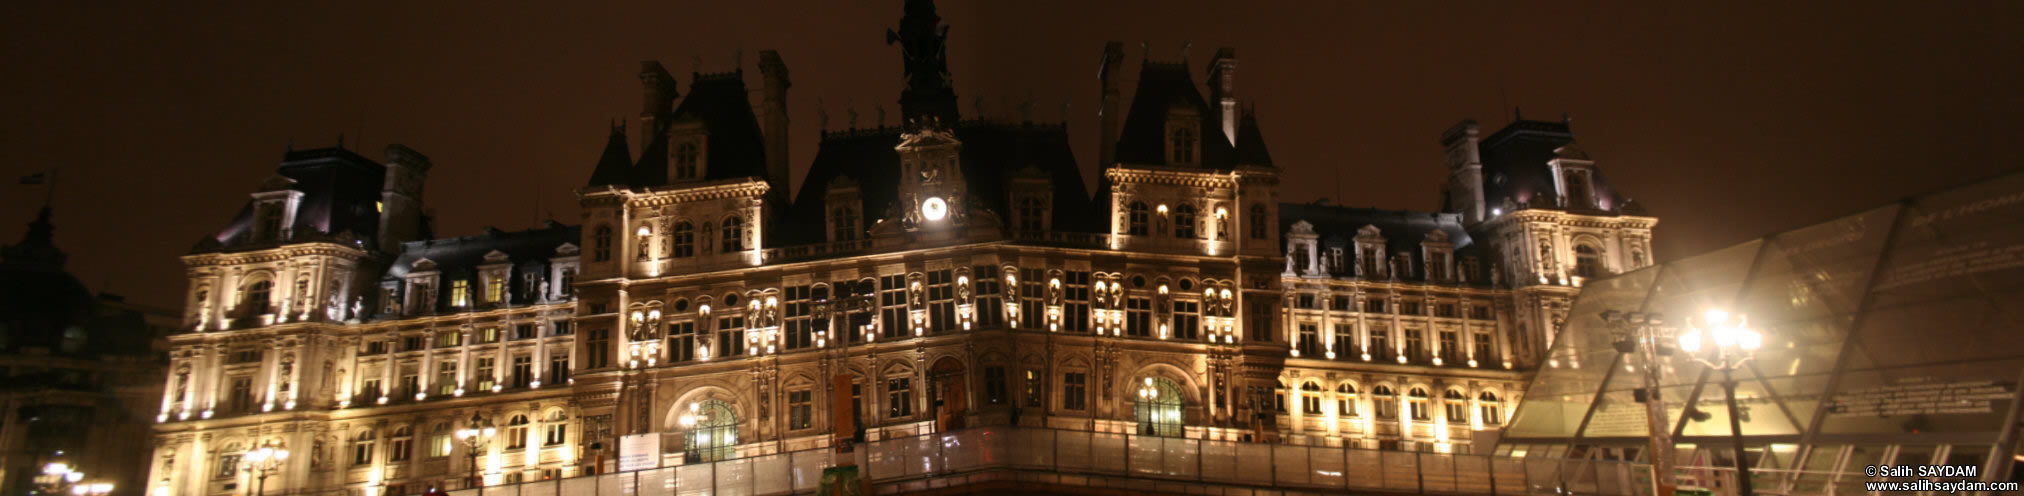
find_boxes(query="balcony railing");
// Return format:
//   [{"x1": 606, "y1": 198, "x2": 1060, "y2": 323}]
[{"x1": 408, "y1": 425, "x2": 1675, "y2": 496}]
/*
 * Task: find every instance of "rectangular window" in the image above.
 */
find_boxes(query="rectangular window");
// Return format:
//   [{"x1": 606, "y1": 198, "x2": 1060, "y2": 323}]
[
  {"x1": 585, "y1": 328, "x2": 610, "y2": 369},
  {"x1": 667, "y1": 321, "x2": 696, "y2": 362},
  {"x1": 365, "y1": 340, "x2": 388, "y2": 355},
  {"x1": 361, "y1": 378, "x2": 383, "y2": 399},
  {"x1": 404, "y1": 335, "x2": 425, "y2": 352},
  {"x1": 400, "y1": 372, "x2": 419, "y2": 399},
  {"x1": 435, "y1": 330, "x2": 461, "y2": 348},
  {"x1": 1410, "y1": 397, "x2": 1430, "y2": 421},
  {"x1": 984, "y1": 367, "x2": 1007, "y2": 405},
  {"x1": 880, "y1": 275, "x2": 907, "y2": 339},
  {"x1": 1063, "y1": 373, "x2": 1087, "y2": 411},
  {"x1": 1247, "y1": 301, "x2": 1274, "y2": 342},
  {"x1": 475, "y1": 358, "x2": 496, "y2": 392},
  {"x1": 353, "y1": 437, "x2": 375, "y2": 465},
  {"x1": 436, "y1": 361, "x2": 457, "y2": 396},
  {"x1": 1364, "y1": 298, "x2": 1387, "y2": 313},
  {"x1": 553, "y1": 320, "x2": 574, "y2": 336},
  {"x1": 229, "y1": 376, "x2": 254, "y2": 413},
  {"x1": 1024, "y1": 370, "x2": 1043, "y2": 408},
  {"x1": 451, "y1": 280, "x2": 471, "y2": 307},
  {"x1": 1377, "y1": 397, "x2": 1397, "y2": 419},
  {"x1": 1297, "y1": 294, "x2": 1317, "y2": 309},
  {"x1": 1446, "y1": 401, "x2": 1469, "y2": 422},
  {"x1": 218, "y1": 454, "x2": 242, "y2": 478},
  {"x1": 887, "y1": 378, "x2": 913, "y2": 418},
  {"x1": 1172, "y1": 300, "x2": 1199, "y2": 340},
  {"x1": 486, "y1": 275, "x2": 505, "y2": 304},
  {"x1": 390, "y1": 434, "x2": 412, "y2": 462},
  {"x1": 1402, "y1": 301, "x2": 1422, "y2": 315},
  {"x1": 1019, "y1": 268, "x2": 1045, "y2": 329},
  {"x1": 1405, "y1": 329, "x2": 1425, "y2": 362},
  {"x1": 1339, "y1": 393, "x2": 1359, "y2": 418},
  {"x1": 927, "y1": 270, "x2": 955, "y2": 334},
  {"x1": 1125, "y1": 296, "x2": 1151, "y2": 337},
  {"x1": 789, "y1": 390, "x2": 813, "y2": 430},
  {"x1": 1439, "y1": 331, "x2": 1460, "y2": 363},
  {"x1": 1332, "y1": 324, "x2": 1356, "y2": 358},
  {"x1": 717, "y1": 316, "x2": 747, "y2": 358},
  {"x1": 1331, "y1": 295, "x2": 1350, "y2": 313},
  {"x1": 1303, "y1": 391, "x2": 1322, "y2": 415},
  {"x1": 1297, "y1": 324, "x2": 1319, "y2": 356},
  {"x1": 512, "y1": 355, "x2": 532, "y2": 388},
  {"x1": 548, "y1": 352, "x2": 571, "y2": 382},
  {"x1": 1473, "y1": 332, "x2": 1494, "y2": 363},
  {"x1": 785, "y1": 285, "x2": 814, "y2": 350},
  {"x1": 1063, "y1": 271, "x2": 1090, "y2": 332},
  {"x1": 1436, "y1": 303, "x2": 1457, "y2": 318},
  {"x1": 559, "y1": 269, "x2": 576, "y2": 297},
  {"x1": 1480, "y1": 402, "x2": 1503, "y2": 424},
  {"x1": 972, "y1": 266, "x2": 1004, "y2": 328},
  {"x1": 545, "y1": 422, "x2": 567, "y2": 446},
  {"x1": 1371, "y1": 327, "x2": 1391, "y2": 358},
  {"x1": 479, "y1": 326, "x2": 499, "y2": 344},
  {"x1": 515, "y1": 324, "x2": 536, "y2": 340}
]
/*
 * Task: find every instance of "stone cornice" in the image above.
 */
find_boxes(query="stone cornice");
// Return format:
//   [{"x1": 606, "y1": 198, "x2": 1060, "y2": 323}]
[
  {"x1": 1106, "y1": 167, "x2": 1239, "y2": 189},
  {"x1": 629, "y1": 179, "x2": 771, "y2": 208},
  {"x1": 181, "y1": 243, "x2": 371, "y2": 268}
]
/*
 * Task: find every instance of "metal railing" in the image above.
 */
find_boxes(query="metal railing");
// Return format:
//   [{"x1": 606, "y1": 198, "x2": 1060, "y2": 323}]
[{"x1": 433, "y1": 425, "x2": 1674, "y2": 496}]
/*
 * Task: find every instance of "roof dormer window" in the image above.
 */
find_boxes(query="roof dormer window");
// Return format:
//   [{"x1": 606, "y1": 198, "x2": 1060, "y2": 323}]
[
  {"x1": 1171, "y1": 127, "x2": 1196, "y2": 164},
  {"x1": 675, "y1": 142, "x2": 700, "y2": 180}
]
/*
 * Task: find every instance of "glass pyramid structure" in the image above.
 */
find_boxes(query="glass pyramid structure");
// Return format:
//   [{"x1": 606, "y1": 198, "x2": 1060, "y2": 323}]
[{"x1": 1501, "y1": 171, "x2": 2024, "y2": 491}]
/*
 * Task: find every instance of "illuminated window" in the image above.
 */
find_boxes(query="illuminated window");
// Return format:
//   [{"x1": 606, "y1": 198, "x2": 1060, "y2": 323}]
[
  {"x1": 1373, "y1": 386, "x2": 1397, "y2": 419},
  {"x1": 1301, "y1": 381, "x2": 1323, "y2": 415},
  {"x1": 507, "y1": 415, "x2": 530, "y2": 449},
  {"x1": 435, "y1": 361, "x2": 456, "y2": 396},
  {"x1": 475, "y1": 357, "x2": 495, "y2": 391},
  {"x1": 429, "y1": 422, "x2": 453, "y2": 457},
  {"x1": 1135, "y1": 377, "x2": 1184, "y2": 437},
  {"x1": 1408, "y1": 388, "x2": 1431, "y2": 421},
  {"x1": 450, "y1": 280, "x2": 471, "y2": 307},
  {"x1": 1478, "y1": 392, "x2": 1503, "y2": 424},
  {"x1": 1337, "y1": 383, "x2": 1359, "y2": 417},
  {"x1": 1444, "y1": 389, "x2": 1469, "y2": 422},
  {"x1": 486, "y1": 274, "x2": 504, "y2": 303}
]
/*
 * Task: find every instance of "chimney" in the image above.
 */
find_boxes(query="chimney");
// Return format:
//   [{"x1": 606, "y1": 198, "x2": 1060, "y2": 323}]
[
  {"x1": 379, "y1": 144, "x2": 433, "y2": 252},
  {"x1": 1206, "y1": 47, "x2": 1238, "y2": 145},
  {"x1": 1439, "y1": 121, "x2": 1486, "y2": 223},
  {"x1": 639, "y1": 61, "x2": 679, "y2": 150},
  {"x1": 758, "y1": 50, "x2": 792, "y2": 200},
  {"x1": 1097, "y1": 41, "x2": 1126, "y2": 169}
]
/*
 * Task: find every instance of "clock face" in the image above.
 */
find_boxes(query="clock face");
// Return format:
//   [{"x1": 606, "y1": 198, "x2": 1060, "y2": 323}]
[{"x1": 922, "y1": 197, "x2": 948, "y2": 221}]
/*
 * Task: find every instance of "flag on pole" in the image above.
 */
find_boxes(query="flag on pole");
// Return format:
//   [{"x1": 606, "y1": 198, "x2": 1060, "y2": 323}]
[{"x1": 18, "y1": 172, "x2": 46, "y2": 185}]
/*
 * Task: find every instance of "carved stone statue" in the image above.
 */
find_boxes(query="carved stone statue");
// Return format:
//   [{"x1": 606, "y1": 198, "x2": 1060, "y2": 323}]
[
  {"x1": 956, "y1": 276, "x2": 972, "y2": 305},
  {"x1": 1046, "y1": 279, "x2": 1064, "y2": 307}
]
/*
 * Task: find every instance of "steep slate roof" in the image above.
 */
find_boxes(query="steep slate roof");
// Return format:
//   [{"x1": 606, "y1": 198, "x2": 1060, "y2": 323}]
[
  {"x1": 1277, "y1": 202, "x2": 1489, "y2": 284},
  {"x1": 628, "y1": 72, "x2": 771, "y2": 188},
  {"x1": 1478, "y1": 118, "x2": 1622, "y2": 212},
  {"x1": 585, "y1": 125, "x2": 633, "y2": 188},
  {"x1": 382, "y1": 221, "x2": 580, "y2": 316},
  {"x1": 781, "y1": 122, "x2": 1095, "y2": 246},
  {"x1": 1233, "y1": 109, "x2": 1274, "y2": 167},
  {"x1": 1112, "y1": 61, "x2": 1240, "y2": 169},
  {"x1": 196, "y1": 146, "x2": 387, "y2": 253},
  {"x1": 1, "y1": 208, "x2": 162, "y2": 357}
]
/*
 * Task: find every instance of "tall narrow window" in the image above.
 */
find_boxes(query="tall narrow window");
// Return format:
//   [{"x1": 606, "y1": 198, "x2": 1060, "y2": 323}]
[
  {"x1": 1374, "y1": 386, "x2": 1397, "y2": 419},
  {"x1": 244, "y1": 281, "x2": 273, "y2": 315},
  {"x1": 1404, "y1": 329, "x2": 1425, "y2": 362},
  {"x1": 229, "y1": 376, "x2": 254, "y2": 413},
  {"x1": 879, "y1": 275, "x2": 907, "y2": 339},
  {"x1": 389, "y1": 426, "x2": 413, "y2": 462},
  {"x1": 1063, "y1": 372, "x2": 1087, "y2": 410},
  {"x1": 887, "y1": 378, "x2": 913, "y2": 418},
  {"x1": 352, "y1": 430, "x2": 376, "y2": 466},
  {"x1": 512, "y1": 355, "x2": 532, "y2": 388},
  {"x1": 548, "y1": 352, "x2": 572, "y2": 382},
  {"x1": 585, "y1": 328, "x2": 610, "y2": 369},
  {"x1": 476, "y1": 357, "x2": 496, "y2": 391},
  {"x1": 1408, "y1": 388, "x2": 1431, "y2": 421},
  {"x1": 486, "y1": 275, "x2": 505, "y2": 304},
  {"x1": 675, "y1": 143, "x2": 700, "y2": 179},
  {"x1": 543, "y1": 410, "x2": 569, "y2": 446},
  {"x1": 667, "y1": 321, "x2": 695, "y2": 362},
  {"x1": 1172, "y1": 299, "x2": 1199, "y2": 340},
  {"x1": 1370, "y1": 326, "x2": 1391, "y2": 358},
  {"x1": 670, "y1": 221, "x2": 695, "y2": 257},
  {"x1": 788, "y1": 390, "x2": 813, "y2": 430},
  {"x1": 1444, "y1": 389, "x2": 1469, "y2": 422},
  {"x1": 451, "y1": 280, "x2": 471, "y2": 307},
  {"x1": 785, "y1": 286, "x2": 816, "y2": 349},
  {"x1": 1174, "y1": 204, "x2": 1196, "y2": 238},
  {"x1": 435, "y1": 361, "x2": 457, "y2": 396},
  {"x1": 1439, "y1": 331, "x2": 1460, "y2": 363},
  {"x1": 1337, "y1": 383, "x2": 1360, "y2": 417},
  {"x1": 984, "y1": 367, "x2": 1007, "y2": 405},
  {"x1": 430, "y1": 422, "x2": 453, "y2": 457},
  {"x1": 973, "y1": 266, "x2": 1004, "y2": 327},
  {"x1": 559, "y1": 269, "x2": 576, "y2": 297},
  {"x1": 721, "y1": 216, "x2": 745, "y2": 252},
  {"x1": 1016, "y1": 196, "x2": 1045, "y2": 232},
  {"x1": 1127, "y1": 202, "x2": 1149, "y2": 236},
  {"x1": 1024, "y1": 370, "x2": 1043, "y2": 408},
  {"x1": 1125, "y1": 296, "x2": 1151, "y2": 337},
  {"x1": 1473, "y1": 332, "x2": 1494, "y2": 363},
  {"x1": 1478, "y1": 392, "x2": 1503, "y2": 424},
  {"x1": 1301, "y1": 381, "x2": 1324, "y2": 415},
  {"x1": 1297, "y1": 324, "x2": 1319, "y2": 356},
  {"x1": 1063, "y1": 271, "x2": 1090, "y2": 332},
  {"x1": 1247, "y1": 301, "x2": 1274, "y2": 342},
  {"x1": 1018, "y1": 268, "x2": 1045, "y2": 329},
  {"x1": 927, "y1": 270, "x2": 954, "y2": 333},
  {"x1": 1332, "y1": 324, "x2": 1355, "y2": 358},
  {"x1": 716, "y1": 315, "x2": 746, "y2": 358},
  {"x1": 1171, "y1": 127, "x2": 1196, "y2": 164},
  {"x1": 1574, "y1": 245, "x2": 1604, "y2": 279},
  {"x1": 593, "y1": 225, "x2": 613, "y2": 262},
  {"x1": 832, "y1": 208, "x2": 859, "y2": 242},
  {"x1": 260, "y1": 204, "x2": 285, "y2": 241},
  {"x1": 506, "y1": 415, "x2": 530, "y2": 449},
  {"x1": 1248, "y1": 205, "x2": 1267, "y2": 240}
]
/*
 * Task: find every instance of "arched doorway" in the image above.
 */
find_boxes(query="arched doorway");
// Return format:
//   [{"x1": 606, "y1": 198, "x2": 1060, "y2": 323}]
[
  {"x1": 1135, "y1": 377, "x2": 1184, "y2": 437},
  {"x1": 678, "y1": 400, "x2": 738, "y2": 462},
  {"x1": 929, "y1": 357, "x2": 966, "y2": 430}
]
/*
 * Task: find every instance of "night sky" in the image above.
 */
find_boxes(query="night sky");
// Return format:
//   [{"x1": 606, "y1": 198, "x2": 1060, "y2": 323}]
[{"x1": 3, "y1": 1, "x2": 2018, "y2": 310}]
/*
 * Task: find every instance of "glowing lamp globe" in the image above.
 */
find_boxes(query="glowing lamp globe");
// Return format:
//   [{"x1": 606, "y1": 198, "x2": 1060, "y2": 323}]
[{"x1": 922, "y1": 197, "x2": 948, "y2": 221}]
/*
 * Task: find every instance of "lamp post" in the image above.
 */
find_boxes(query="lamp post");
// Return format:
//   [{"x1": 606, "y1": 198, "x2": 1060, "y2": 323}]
[
  {"x1": 1678, "y1": 309, "x2": 1763, "y2": 496},
  {"x1": 456, "y1": 412, "x2": 497, "y2": 495},
  {"x1": 1601, "y1": 310, "x2": 1677, "y2": 496},
  {"x1": 241, "y1": 440, "x2": 289, "y2": 496}
]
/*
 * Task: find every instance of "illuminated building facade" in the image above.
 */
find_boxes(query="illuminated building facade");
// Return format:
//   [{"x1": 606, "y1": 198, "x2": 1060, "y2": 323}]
[{"x1": 145, "y1": 1, "x2": 1657, "y2": 494}]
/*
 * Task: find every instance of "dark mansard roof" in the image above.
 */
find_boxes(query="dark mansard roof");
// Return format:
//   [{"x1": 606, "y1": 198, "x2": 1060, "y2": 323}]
[
  {"x1": 195, "y1": 146, "x2": 388, "y2": 253},
  {"x1": 587, "y1": 72, "x2": 771, "y2": 190},
  {"x1": 1112, "y1": 61, "x2": 1273, "y2": 170},
  {"x1": 1476, "y1": 118, "x2": 1624, "y2": 213},
  {"x1": 380, "y1": 221, "x2": 579, "y2": 316},
  {"x1": 1277, "y1": 202, "x2": 1492, "y2": 283},
  {"x1": 778, "y1": 121, "x2": 1097, "y2": 246},
  {"x1": 2, "y1": 208, "x2": 163, "y2": 357}
]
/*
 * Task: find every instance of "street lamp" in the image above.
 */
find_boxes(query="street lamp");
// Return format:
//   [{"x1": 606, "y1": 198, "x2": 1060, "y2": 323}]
[
  {"x1": 1600, "y1": 309, "x2": 1678, "y2": 495},
  {"x1": 241, "y1": 440, "x2": 289, "y2": 496},
  {"x1": 41, "y1": 462, "x2": 84, "y2": 495},
  {"x1": 456, "y1": 412, "x2": 497, "y2": 494},
  {"x1": 1678, "y1": 309, "x2": 1763, "y2": 496},
  {"x1": 70, "y1": 483, "x2": 113, "y2": 496}
]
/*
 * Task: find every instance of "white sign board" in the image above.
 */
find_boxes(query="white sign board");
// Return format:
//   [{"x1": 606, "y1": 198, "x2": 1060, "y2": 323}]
[{"x1": 618, "y1": 433, "x2": 661, "y2": 472}]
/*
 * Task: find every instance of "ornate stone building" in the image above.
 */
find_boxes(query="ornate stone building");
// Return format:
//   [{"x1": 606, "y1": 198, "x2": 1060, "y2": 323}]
[{"x1": 146, "y1": 1, "x2": 1656, "y2": 495}]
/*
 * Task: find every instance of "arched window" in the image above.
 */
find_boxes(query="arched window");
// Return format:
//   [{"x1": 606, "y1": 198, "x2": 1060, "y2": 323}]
[
  {"x1": 543, "y1": 410, "x2": 569, "y2": 446},
  {"x1": 242, "y1": 280, "x2": 274, "y2": 315},
  {"x1": 1174, "y1": 204, "x2": 1196, "y2": 239},
  {"x1": 1248, "y1": 205, "x2": 1267, "y2": 240},
  {"x1": 1408, "y1": 388, "x2": 1432, "y2": 421},
  {"x1": 1574, "y1": 244, "x2": 1604, "y2": 279},
  {"x1": 1373, "y1": 386, "x2": 1398, "y2": 419},
  {"x1": 352, "y1": 430, "x2": 376, "y2": 466},
  {"x1": 1336, "y1": 383, "x2": 1359, "y2": 418},
  {"x1": 1134, "y1": 377, "x2": 1185, "y2": 437},
  {"x1": 1127, "y1": 202, "x2": 1149, "y2": 236},
  {"x1": 675, "y1": 143, "x2": 700, "y2": 179},
  {"x1": 429, "y1": 422, "x2": 453, "y2": 458},
  {"x1": 1479, "y1": 391, "x2": 1504, "y2": 425},
  {"x1": 592, "y1": 225, "x2": 613, "y2": 262},
  {"x1": 681, "y1": 400, "x2": 739, "y2": 462},
  {"x1": 389, "y1": 425, "x2": 413, "y2": 462},
  {"x1": 670, "y1": 221, "x2": 695, "y2": 258},
  {"x1": 1444, "y1": 389, "x2": 1469, "y2": 423},
  {"x1": 1300, "y1": 381, "x2": 1324, "y2": 415},
  {"x1": 1171, "y1": 127, "x2": 1196, "y2": 164},
  {"x1": 721, "y1": 216, "x2": 745, "y2": 253},
  {"x1": 216, "y1": 443, "x2": 245, "y2": 479},
  {"x1": 506, "y1": 415, "x2": 531, "y2": 449}
]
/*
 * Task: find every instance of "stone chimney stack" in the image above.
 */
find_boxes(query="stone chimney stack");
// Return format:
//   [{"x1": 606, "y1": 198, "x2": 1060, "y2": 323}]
[
  {"x1": 1206, "y1": 47, "x2": 1238, "y2": 145},
  {"x1": 1440, "y1": 121, "x2": 1486, "y2": 223},
  {"x1": 1097, "y1": 41, "x2": 1126, "y2": 169},
  {"x1": 379, "y1": 144, "x2": 433, "y2": 252},
  {"x1": 758, "y1": 50, "x2": 793, "y2": 200},
  {"x1": 639, "y1": 61, "x2": 679, "y2": 150}
]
